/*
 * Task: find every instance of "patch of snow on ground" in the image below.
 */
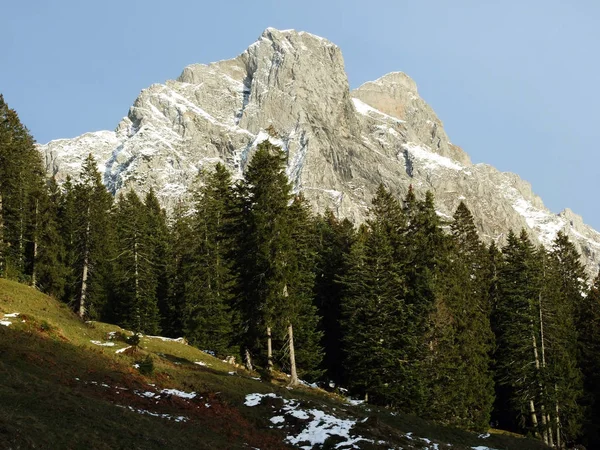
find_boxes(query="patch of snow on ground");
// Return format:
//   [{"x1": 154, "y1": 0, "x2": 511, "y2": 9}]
[
  {"x1": 402, "y1": 143, "x2": 463, "y2": 171},
  {"x1": 145, "y1": 335, "x2": 187, "y2": 344},
  {"x1": 0, "y1": 320, "x2": 11, "y2": 326},
  {"x1": 161, "y1": 388, "x2": 196, "y2": 399},
  {"x1": 194, "y1": 361, "x2": 207, "y2": 366},
  {"x1": 244, "y1": 392, "x2": 278, "y2": 407},
  {"x1": 244, "y1": 393, "x2": 372, "y2": 449},
  {"x1": 115, "y1": 346, "x2": 132, "y2": 354},
  {"x1": 4, "y1": 313, "x2": 20, "y2": 318},
  {"x1": 118, "y1": 404, "x2": 187, "y2": 422},
  {"x1": 90, "y1": 340, "x2": 116, "y2": 347},
  {"x1": 346, "y1": 398, "x2": 365, "y2": 406}
]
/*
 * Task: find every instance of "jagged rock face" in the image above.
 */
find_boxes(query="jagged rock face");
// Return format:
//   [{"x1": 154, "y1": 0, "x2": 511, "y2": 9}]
[{"x1": 39, "y1": 28, "x2": 600, "y2": 275}]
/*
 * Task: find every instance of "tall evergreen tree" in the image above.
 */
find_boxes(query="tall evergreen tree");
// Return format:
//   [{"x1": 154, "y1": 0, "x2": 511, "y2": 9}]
[
  {"x1": 281, "y1": 193, "x2": 323, "y2": 383},
  {"x1": 113, "y1": 190, "x2": 161, "y2": 334},
  {"x1": 33, "y1": 178, "x2": 68, "y2": 298},
  {"x1": 546, "y1": 232, "x2": 585, "y2": 446},
  {"x1": 236, "y1": 142, "x2": 322, "y2": 381},
  {"x1": 144, "y1": 189, "x2": 171, "y2": 333},
  {"x1": 0, "y1": 94, "x2": 46, "y2": 280},
  {"x1": 426, "y1": 202, "x2": 494, "y2": 431},
  {"x1": 184, "y1": 164, "x2": 237, "y2": 357},
  {"x1": 314, "y1": 209, "x2": 355, "y2": 385},
  {"x1": 495, "y1": 230, "x2": 583, "y2": 446},
  {"x1": 341, "y1": 185, "x2": 421, "y2": 408},
  {"x1": 71, "y1": 154, "x2": 114, "y2": 319},
  {"x1": 578, "y1": 274, "x2": 600, "y2": 446}
]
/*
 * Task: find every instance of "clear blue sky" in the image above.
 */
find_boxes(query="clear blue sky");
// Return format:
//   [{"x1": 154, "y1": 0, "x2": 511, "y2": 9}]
[{"x1": 3, "y1": 0, "x2": 600, "y2": 229}]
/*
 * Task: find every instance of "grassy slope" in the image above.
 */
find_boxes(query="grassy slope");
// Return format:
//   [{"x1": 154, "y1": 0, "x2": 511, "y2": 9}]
[{"x1": 0, "y1": 279, "x2": 548, "y2": 450}]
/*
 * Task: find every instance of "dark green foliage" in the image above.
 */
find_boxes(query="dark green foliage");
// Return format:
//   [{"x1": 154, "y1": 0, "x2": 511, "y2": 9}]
[
  {"x1": 426, "y1": 202, "x2": 494, "y2": 431},
  {"x1": 578, "y1": 275, "x2": 600, "y2": 446},
  {"x1": 494, "y1": 230, "x2": 584, "y2": 445},
  {"x1": 69, "y1": 155, "x2": 115, "y2": 319},
  {"x1": 183, "y1": 164, "x2": 236, "y2": 357},
  {"x1": 341, "y1": 185, "x2": 422, "y2": 409},
  {"x1": 236, "y1": 142, "x2": 323, "y2": 377},
  {"x1": 0, "y1": 94, "x2": 46, "y2": 280},
  {"x1": 112, "y1": 190, "x2": 161, "y2": 334},
  {"x1": 313, "y1": 210, "x2": 355, "y2": 384},
  {"x1": 32, "y1": 178, "x2": 69, "y2": 298}
]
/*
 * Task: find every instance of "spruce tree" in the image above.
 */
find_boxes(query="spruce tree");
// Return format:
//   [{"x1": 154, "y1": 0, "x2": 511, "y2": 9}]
[
  {"x1": 71, "y1": 154, "x2": 114, "y2": 319},
  {"x1": 0, "y1": 94, "x2": 46, "y2": 280},
  {"x1": 236, "y1": 141, "x2": 323, "y2": 381},
  {"x1": 426, "y1": 202, "x2": 494, "y2": 431},
  {"x1": 113, "y1": 190, "x2": 161, "y2": 334},
  {"x1": 184, "y1": 164, "x2": 236, "y2": 357},
  {"x1": 546, "y1": 232, "x2": 585, "y2": 445},
  {"x1": 341, "y1": 185, "x2": 420, "y2": 408},
  {"x1": 314, "y1": 209, "x2": 355, "y2": 385},
  {"x1": 33, "y1": 178, "x2": 68, "y2": 298},
  {"x1": 281, "y1": 193, "x2": 323, "y2": 383},
  {"x1": 578, "y1": 274, "x2": 600, "y2": 446}
]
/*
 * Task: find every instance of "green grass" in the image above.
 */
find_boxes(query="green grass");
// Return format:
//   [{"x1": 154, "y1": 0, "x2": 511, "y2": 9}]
[{"x1": 0, "y1": 279, "x2": 549, "y2": 449}]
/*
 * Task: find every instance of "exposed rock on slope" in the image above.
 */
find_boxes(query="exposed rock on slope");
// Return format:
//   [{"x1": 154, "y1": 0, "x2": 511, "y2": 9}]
[{"x1": 39, "y1": 27, "x2": 600, "y2": 274}]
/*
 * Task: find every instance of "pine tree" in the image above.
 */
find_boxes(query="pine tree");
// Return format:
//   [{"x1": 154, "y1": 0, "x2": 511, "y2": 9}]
[
  {"x1": 164, "y1": 202, "x2": 194, "y2": 337},
  {"x1": 495, "y1": 230, "x2": 545, "y2": 438},
  {"x1": 33, "y1": 178, "x2": 68, "y2": 298},
  {"x1": 144, "y1": 189, "x2": 171, "y2": 333},
  {"x1": 281, "y1": 193, "x2": 323, "y2": 383},
  {"x1": 341, "y1": 185, "x2": 421, "y2": 408},
  {"x1": 113, "y1": 190, "x2": 161, "y2": 334},
  {"x1": 546, "y1": 232, "x2": 585, "y2": 445},
  {"x1": 184, "y1": 164, "x2": 236, "y2": 357},
  {"x1": 71, "y1": 154, "x2": 114, "y2": 319},
  {"x1": 314, "y1": 209, "x2": 355, "y2": 385},
  {"x1": 578, "y1": 274, "x2": 600, "y2": 446},
  {"x1": 426, "y1": 202, "x2": 494, "y2": 431},
  {"x1": 236, "y1": 141, "x2": 323, "y2": 381},
  {"x1": 0, "y1": 94, "x2": 46, "y2": 280}
]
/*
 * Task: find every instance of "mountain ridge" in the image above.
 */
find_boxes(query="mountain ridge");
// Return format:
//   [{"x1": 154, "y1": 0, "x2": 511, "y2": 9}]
[{"x1": 38, "y1": 27, "x2": 600, "y2": 275}]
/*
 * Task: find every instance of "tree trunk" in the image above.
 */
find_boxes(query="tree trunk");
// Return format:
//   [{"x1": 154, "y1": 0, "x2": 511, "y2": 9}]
[
  {"x1": 245, "y1": 348, "x2": 253, "y2": 372},
  {"x1": 267, "y1": 326, "x2": 273, "y2": 372},
  {"x1": 134, "y1": 232, "x2": 140, "y2": 329},
  {"x1": 537, "y1": 293, "x2": 550, "y2": 445},
  {"x1": 531, "y1": 324, "x2": 546, "y2": 443},
  {"x1": 555, "y1": 385, "x2": 562, "y2": 449},
  {"x1": 529, "y1": 399, "x2": 539, "y2": 436},
  {"x1": 31, "y1": 199, "x2": 39, "y2": 287},
  {"x1": 79, "y1": 206, "x2": 91, "y2": 319},
  {"x1": 288, "y1": 322, "x2": 298, "y2": 386}
]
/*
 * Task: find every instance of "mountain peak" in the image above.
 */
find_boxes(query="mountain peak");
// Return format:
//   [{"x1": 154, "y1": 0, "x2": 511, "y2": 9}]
[{"x1": 37, "y1": 29, "x2": 600, "y2": 275}]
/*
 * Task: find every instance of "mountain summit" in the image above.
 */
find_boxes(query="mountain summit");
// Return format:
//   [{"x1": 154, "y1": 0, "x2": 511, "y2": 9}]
[{"x1": 39, "y1": 28, "x2": 600, "y2": 273}]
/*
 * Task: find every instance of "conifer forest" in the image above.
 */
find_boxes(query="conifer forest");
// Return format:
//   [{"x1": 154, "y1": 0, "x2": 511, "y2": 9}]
[{"x1": 2, "y1": 94, "x2": 600, "y2": 448}]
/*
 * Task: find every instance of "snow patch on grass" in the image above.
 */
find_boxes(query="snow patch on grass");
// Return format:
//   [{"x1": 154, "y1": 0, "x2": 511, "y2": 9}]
[
  {"x1": 90, "y1": 340, "x2": 116, "y2": 347},
  {"x1": 117, "y1": 404, "x2": 187, "y2": 422},
  {"x1": 244, "y1": 393, "x2": 373, "y2": 449}
]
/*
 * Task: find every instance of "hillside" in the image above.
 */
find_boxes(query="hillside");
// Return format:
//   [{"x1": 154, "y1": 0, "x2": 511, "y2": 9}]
[{"x1": 0, "y1": 279, "x2": 548, "y2": 450}]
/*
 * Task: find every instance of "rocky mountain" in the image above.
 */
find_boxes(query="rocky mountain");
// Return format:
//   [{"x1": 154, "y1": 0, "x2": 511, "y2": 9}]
[{"x1": 39, "y1": 27, "x2": 600, "y2": 275}]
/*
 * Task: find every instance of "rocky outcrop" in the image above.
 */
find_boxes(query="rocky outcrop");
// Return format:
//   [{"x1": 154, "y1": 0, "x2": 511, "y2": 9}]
[{"x1": 38, "y1": 28, "x2": 600, "y2": 275}]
